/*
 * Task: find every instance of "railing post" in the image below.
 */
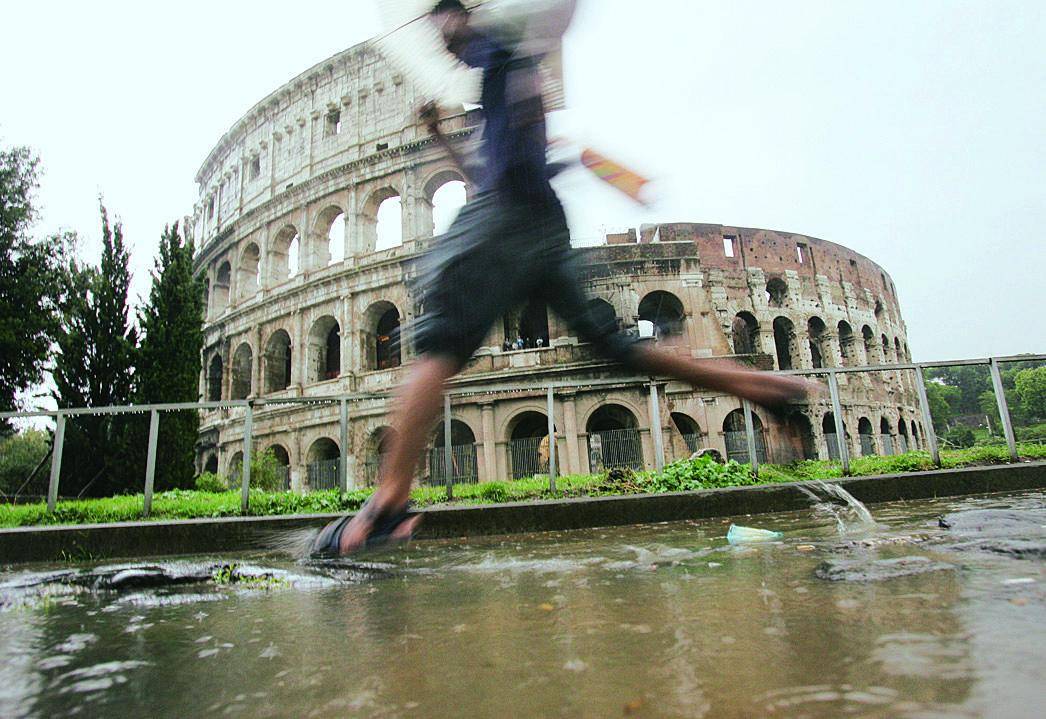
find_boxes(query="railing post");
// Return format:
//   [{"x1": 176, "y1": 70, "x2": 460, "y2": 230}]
[
  {"x1": 444, "y1": 393, "x2": 454, "y2": 501},
  {"x1": 649, "y1": 381, "x2": 666, "y2": 472},
  {"x1": 47, "y1": 413, "x2": 66, "y2": 513},
  {"x1": 241, "y1": 402, "x2": 253, "y2": 514},
  {"x1": 547, "y1": 386, "x2": 557, "y2": 492},
  {"x1": 989, "y1": 358, "x2": 1019, "y2": 462},
  {"x1": 912, "y1": 367, "x2": 942, "y2": 467},
  {"x1": 339, "y1": 399, "x2": 349, "y2": 493},
  {"x1": 741, "y1": 399, "x2": 760, "y2": 477},
  {"x1": 827, "y1": 371, "x2": 851, "y2": 475},
  {"x1": 143, "y1": 410, "x2": 161, "y2": 517}
]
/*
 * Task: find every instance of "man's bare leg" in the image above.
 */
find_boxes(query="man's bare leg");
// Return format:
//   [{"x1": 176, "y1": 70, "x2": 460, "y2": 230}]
[
  {"x1": 338, "y1": 355, "x2": 459, "y2": 553},
  {"x1": 630, "y1": 344, "x2": 812, "y2": 407}
]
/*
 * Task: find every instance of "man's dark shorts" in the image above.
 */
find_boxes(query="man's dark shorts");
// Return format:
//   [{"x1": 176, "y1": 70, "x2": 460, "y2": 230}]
[{"x1": 414, "y1": 191, "x2": 639, "y2": 369}]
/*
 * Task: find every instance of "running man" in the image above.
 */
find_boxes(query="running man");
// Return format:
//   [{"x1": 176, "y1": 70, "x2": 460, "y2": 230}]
[{"x1": 311, "y1": 0, "x2": 811, "y2": 556}]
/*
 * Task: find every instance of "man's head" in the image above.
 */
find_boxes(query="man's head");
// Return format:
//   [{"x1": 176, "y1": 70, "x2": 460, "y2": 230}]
[{"x1": 430, "y1": 0, "x2": 472, "y2": 59}]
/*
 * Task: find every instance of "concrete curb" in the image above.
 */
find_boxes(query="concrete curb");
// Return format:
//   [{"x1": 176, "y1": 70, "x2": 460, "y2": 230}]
[{"x1": 2, "y1": 461, "x2": 1044, "y2": 565}]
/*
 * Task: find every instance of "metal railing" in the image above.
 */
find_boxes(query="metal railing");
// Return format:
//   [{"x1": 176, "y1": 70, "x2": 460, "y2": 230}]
[{"x1": 1, "y1": 352, "x2": 1042, "y2": 515}]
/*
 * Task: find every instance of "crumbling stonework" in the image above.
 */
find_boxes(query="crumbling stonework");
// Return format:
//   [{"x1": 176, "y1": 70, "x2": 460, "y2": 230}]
[{"x1": 192, "y1": 40, "x2": 922, "y2": 490}]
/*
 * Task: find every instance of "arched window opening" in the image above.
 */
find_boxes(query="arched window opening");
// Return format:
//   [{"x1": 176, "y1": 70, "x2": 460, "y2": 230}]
[
  {"x1": 723, "y1": 409, "x2": 767, "y2": 464},
  {"x1": 782, "y1": 412, "x2": 816, "y2": 463},
  {"x1": 880, "y1": 417, "x2": 894, "y2": 455},
  {"x1": 586, "y1": 299, "x2": 618, "y2": 337},
  {"x1": 213, "y1": 262, "x2": 232, "y2": 312},
  {"x1": 206, "y1": 354, "x2": 223, "y2": 402},
  {"x1": 837, "y1": 321, "x2": 856, "y2": 367},
  {"x1": 375, "y1": 196, "x2": 402, "y2": 251},
  {"x1": 862, "y1": 325, "x2": 876, "y2": 364},
  {"x1": 897, "y1": 417, "x2": 910, "y2": 453},
  {"x1": 269, "y1": 444, "x2": 291, "y2": 490},
  {"x1": 204, "y1": 454, "x2": 219, "y2": 475},
  {"x1": 671, "y1": 412, "x2": 702, "y2": 455},
  {"x1": 364, "y1": 427, "x2": 398, "y2": 486},
  {"x1": 773, "y1": 316, "x2": 796, "y2": 371},
  {"x1": 638, "y1": 292, "x2": 686, "y2": 340},
  {"x1": 324, "y1": 210, "x2": 346, "y2": 265},
  {"x1": 858, "y1": 417, "x2": 876, "y2": 456},
  {"x1": 881, "y1": 334, "x2": 892, "y2": 363},
  {"x1": 270, "y1": 225, "x2": 300, "y2": 285},
  {"x1": 894, "y1": 337, "x2": 903, "y2": 364},
  {"x1": 822, "y1": 413, "x2": 845, "y2": 461},
  {"x1": 375, "y1": 306, "x2": 401, "y2": 370},
  {"x1": 808, "y1": 317, "x2": 828, "y2": 369},
  {"x1": 504, "y1": 297, "x2": 549, "y2": 350},
  {"x1": 509, "y1": 411, "x2": 554, "y2": 479},
  {"x1": 231, "y1": 343, "x2": 253, "y2": 400},
  {"x1": 731, "y1": 312, "x2": 760, "y2": 355},
  {"x1": 229, "y1": 451, "x2": 245, "y2": 486},
  {"x1": 237, "y1": 244, "x2": 261, "y2": 301},
  {"x1": 874, "y1": 299, "x2": 885, "y2": 320},
  {"x1": 766, "y1": 277, "x2": 788, "y2": 308},
  {"x1": 305, "y1": 438, "x2": 340, "y2": 492},
  {"x1": 431, "y1": 180, "x2": 467, "y2": 236},
  {"x1": 428, "y1": 419, "x2": 478, "y2": 485},
  {"x1": 264, "y1": 330, "x2": 293, "y2": 393},
  {"x1": 307, "y1": 316, "x2": 341, "y2": 383},
  {"x1": 910, "y1": 419, "x2": 919, "y2": 449},
  {"x1": 587, "y1": 405, "x2": 643, "y2": 472}
]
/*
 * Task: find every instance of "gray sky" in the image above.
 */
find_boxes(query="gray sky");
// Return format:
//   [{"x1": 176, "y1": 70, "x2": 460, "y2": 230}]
[{"x1": 2, "y1": 0, "x2": 1043, "y2": 362}]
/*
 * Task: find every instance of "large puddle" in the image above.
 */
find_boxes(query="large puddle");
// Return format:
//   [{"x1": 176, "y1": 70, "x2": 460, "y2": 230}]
[{"x1": 1, "y1": 489, "x2": 1043, "y2": 718}]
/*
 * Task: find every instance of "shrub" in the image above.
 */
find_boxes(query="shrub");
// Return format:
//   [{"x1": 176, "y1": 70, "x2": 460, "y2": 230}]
[
  {"x1": 194, "y1": 472, "x2": 228, "y2": 493},
  {"x1": 476, "y1": 481, "x2": 509, "y2": 503},
  {"x1": 942, "y1": 426, "x2": 976, "y2": 448},
  {"x1": 646, "y1": 455, "x2": 754, "y2": 493},
  {"x1": 0, "y1": 430, "x2": 50, "y2": 496}
]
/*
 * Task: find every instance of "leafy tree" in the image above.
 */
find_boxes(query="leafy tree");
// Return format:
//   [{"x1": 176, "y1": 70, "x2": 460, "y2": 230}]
[
  {"x1": 52, "y1": 204, "x2": 138, "y2": 497},
  {"x1": 924, "y1": 366, "x2": 991, "y2": 416},
  {"x1": 1014, "y1": 367, "x2": 1046, "y2": 420},
  {"x1": 0, "y1": 145, "x2": 68, "y2": 431},
  {"x1": 0, "y1": 429, "x2": 50, "y2": 497},
  {"x1": 924, "y1": 380, "x2": 961, "y2": 431},
  {"x1": 129, "y1": 222, "x2": 205, "y2": 491},
  {"x1": 942, "y1": 425, "x2": 975, "y2": 449}
]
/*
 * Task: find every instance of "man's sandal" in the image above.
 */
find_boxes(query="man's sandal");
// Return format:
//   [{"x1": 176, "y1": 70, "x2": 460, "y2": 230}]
[{"x1": 310, "y1": 499, "x2": 418, "y2": 558}]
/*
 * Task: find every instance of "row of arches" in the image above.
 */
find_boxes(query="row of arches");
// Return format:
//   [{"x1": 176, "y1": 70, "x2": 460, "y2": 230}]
[
  {"x1": 205, "y1": 178, "x2": 467, "y2": 316},
  {"x1": 204, "y1": 306, "x2": 403, "y2": 401},
  {"x1": 731, "y1": 312, "x2": 910, "y2": 371}
]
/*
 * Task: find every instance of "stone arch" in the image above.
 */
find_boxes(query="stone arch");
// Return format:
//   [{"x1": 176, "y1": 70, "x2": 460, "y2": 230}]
[
  {"x1": 206, "y1": 353, "x2": 223, "y2": 402},
  {"x1": 269, "y1": 225, "x2": 300, "y2": 285},
  {"x1": 264, "y1": 329, "x2": 293, "y2": 393},
  {"x1": 862, "y1": 325, "x2": 877, "y2": 364},
  {"x1": 363, "y1": 301, "x2": 401, "y2": 371},
  {"x1": 504, "y1": 297, "x2": 549, "y2": 349},
  {"x1": 894, "y1": 337, "x2": 903, "y2": 363},
  {"x1": 808, "y1": 316, "x2": 828, "y2": 369},
  {"x1": 881, "y1": 334, "x2": 892, "y2": 363},
  {"x1": 307, "y1": 315, "x2": 341, "y2": 383},
  {"x1": 507, "y1": 410, "x2": 554, "y2": 480},
  {"x1": 782, "y1": 412, "x2": 816, "y2": 462},
  {"x1": 228, "y1": 451, "x2": 244, "y2": 482},
  {"x1": 311, "y1": 205, "x2": 346, "y2": 268},
  {"x1": 305, "y1": 437, "x2": 340, "y2": 491},
  {"x1": 880, "y1": 416, "x2": 895, "y2": 455},
  {"x1": 897, "y1": 417, "x2": 910, "y2": 452},
  {"x1": 773, "y1": 316, "x2": 798, "y2": 371},
  {"x1": 362, "y1": 186, "x2": 402, "y2": 253},
  {"x1": 203, "y1": 454, "x2": 219, "y2": 475},
  {"x1": 231, "y1": 342, "x2": 253, "y2": 400},
  {"x1": 268, "y1": 443, "x2": 291, "y2": 490},
  {"x1": 722, "y1": 408, "x2": 767, "y2": 464},
  {"x1": 874, "y1": 299, "x2": 885, "y2": 320},
  {"x1": 236, "y1": 243, "x2": 261, "y2": 301},
  {"x1": 837, "y1": 321, "x2": 857, "y2": 367},
  {"x1": 587, "y1": 298, "x2": 618, "y2": 335},
  {"x1": 425, "y1": 170, "x2": 468, "y2": 236},
  {"x1": 671, "y1": 412, "x2": 702, "y2": 454},
  {"x1": 731, "y1": 312, "x2": 760, "y2": 355},
  {"x1": 586, "y1": 403, "x2": 643, "y2": 471},
  {"x1": 364, "y1": 426, "x2": 398, "y2": 486},
  {"x1": 766, "y1": 277, "x2": 788, "y2": 308},
  {"x1": 213, "y1": 261, "x2": 232, "y2": 313},
  {"x1": 638, "y1": 291, "x2": 685, "y2": 339},
  {"x1": 910, "y1": 419, "x2": 919, "y2": 449},
  {"x1": 858, "y1": 416, "x2": 876, "y2": 456},
  {"x1": 822, "y1": 412, "x2": 847, "y2": 460},
  {"x1": 429, "y1": 418, "x2": 479, "y2": 485}
]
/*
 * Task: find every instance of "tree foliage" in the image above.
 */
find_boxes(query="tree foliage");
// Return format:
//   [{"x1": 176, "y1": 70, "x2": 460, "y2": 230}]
[
  {"x1": 0, "y1": 145, "x2": 68, "y2": 430},
  {"x1": 1014, "y1": 367, "x2": 1046, "y2": 419},
  {"x1": 52, "y1": 204, "x2": 139, "y2": 497},
  {"x1": 129, "y1": 222, "x2": 205, "y2": 491},
  {"x1": 0, "y1": 430, "x2": 50, "y2": 497}
]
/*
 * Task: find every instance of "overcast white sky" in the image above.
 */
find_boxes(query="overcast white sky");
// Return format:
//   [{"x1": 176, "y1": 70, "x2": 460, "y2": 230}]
[{"x1": 1, "y1": 0, "x2": 1043, "y2": 362}]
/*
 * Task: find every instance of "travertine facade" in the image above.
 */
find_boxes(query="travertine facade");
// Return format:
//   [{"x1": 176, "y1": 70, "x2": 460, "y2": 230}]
[{"x1": 192, "y1": 39, "x2": 923, "y2": 490}]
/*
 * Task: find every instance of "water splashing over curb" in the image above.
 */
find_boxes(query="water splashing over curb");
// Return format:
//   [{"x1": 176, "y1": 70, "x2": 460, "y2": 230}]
[{"x1": 797, "y1": 481, "x2": 878, "y2": 535}]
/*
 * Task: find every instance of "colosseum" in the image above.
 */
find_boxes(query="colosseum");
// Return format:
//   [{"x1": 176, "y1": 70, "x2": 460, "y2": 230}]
[{"x1": 191, "y1": 34, "x2": 925, "y2": 492}]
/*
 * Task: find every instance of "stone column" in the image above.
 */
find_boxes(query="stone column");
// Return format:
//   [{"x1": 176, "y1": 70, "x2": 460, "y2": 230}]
[
  {"x1": 481, "y1": 403, "x2": 497, "y2": 483},
  {"x1": 562, "y1": 392, "x2": 581, "y2": 475}
]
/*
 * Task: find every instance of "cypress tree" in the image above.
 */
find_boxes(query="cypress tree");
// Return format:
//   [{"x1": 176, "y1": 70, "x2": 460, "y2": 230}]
[
  {"x1": 53, "y1": 204, "x2": 138, "y2": 497},
  {"x1": 132, "y1": 222, "x2": 205, "y2": 490}
]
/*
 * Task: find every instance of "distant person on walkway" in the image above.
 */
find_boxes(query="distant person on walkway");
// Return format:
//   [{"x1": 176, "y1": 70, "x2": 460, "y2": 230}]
[{"x1": 311, "y1": 0, "x2": 812, "y2": 556}]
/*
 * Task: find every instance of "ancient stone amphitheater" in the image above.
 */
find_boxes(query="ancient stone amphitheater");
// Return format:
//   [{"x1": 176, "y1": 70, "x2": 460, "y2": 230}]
[{"x1": 192, "y1": 38, "x2": 924, "y2": 491}]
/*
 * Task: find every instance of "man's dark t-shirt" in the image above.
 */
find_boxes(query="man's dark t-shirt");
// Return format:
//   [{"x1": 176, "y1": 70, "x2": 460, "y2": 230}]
[{"x1": 458, "y1": 33, "x2": 554, "y2": 203}]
